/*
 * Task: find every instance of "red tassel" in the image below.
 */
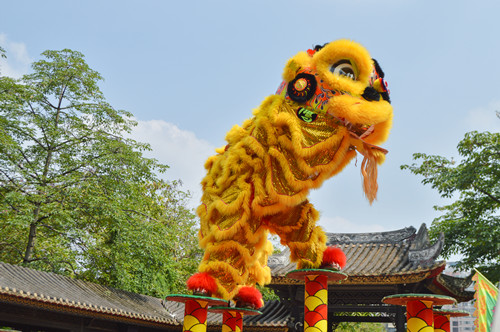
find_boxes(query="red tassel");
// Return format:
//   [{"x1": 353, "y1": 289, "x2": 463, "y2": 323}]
[
  {"x1": 186, "y1": 272, "x2": 217, "y2": 296},
  {"x1": 322, "y1": 246, "x2": 347, "y2": 269}
]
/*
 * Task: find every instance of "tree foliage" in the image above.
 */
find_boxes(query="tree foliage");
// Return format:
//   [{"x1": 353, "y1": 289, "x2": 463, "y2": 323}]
[
  {"x1": 0, "y1": 49, "x2": 201, "y2": 297},
  {"x1": 334, "y1": 322, "x2": 386, "y2": 332},
  {"x1": 402, "y1": 130, "x2": 500, "y2": 282},
  {"x1": 330, "y1": 312, "x2": 388, "y2": 331}
]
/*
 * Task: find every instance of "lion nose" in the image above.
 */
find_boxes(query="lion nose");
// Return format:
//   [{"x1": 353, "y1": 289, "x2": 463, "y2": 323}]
[{"x1": 362, "y1": 86, "x2": 381, "y2": 102}]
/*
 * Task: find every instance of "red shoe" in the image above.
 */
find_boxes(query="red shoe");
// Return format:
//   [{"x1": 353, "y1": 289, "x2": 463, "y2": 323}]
[
  {"x1": 233, "y1": 286, "x2": 264, "y2": 309},
  {"x1": 186, "y1": 272, "x2": 217, "y2": 297},
  {"x1": 320, "y1": 246, "x2": 347, "y2": 270}
]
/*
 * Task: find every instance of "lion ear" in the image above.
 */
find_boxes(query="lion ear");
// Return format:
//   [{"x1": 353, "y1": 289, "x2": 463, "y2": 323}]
[
  {"x1": 282, "y1": 51, "x2": 311, "y2": 82},
  {"x1": 282, "y1": 59, "x2": 301, "y2": 82}
]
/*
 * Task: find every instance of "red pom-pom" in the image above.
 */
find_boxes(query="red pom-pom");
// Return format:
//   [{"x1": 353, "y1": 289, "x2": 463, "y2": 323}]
[
  {"x1": 186, "y1": 272, "x2": 217, "y2": 296},
  {"x1": 234, "y1": 286, "x2": 263, "y2": 309},
  {"x1": 322, "y1": 246, "x2": 347, "y2": 269}
]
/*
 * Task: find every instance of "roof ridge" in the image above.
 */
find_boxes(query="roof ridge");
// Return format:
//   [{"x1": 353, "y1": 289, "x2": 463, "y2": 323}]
[{"x1": 326, "y1": 225, "x2": 417, "y2": 244}]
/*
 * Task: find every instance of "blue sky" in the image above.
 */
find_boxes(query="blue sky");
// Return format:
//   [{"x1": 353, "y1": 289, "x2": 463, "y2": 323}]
[{"x1": 2, "y1": 0, "x2": 500, "y2": 238}]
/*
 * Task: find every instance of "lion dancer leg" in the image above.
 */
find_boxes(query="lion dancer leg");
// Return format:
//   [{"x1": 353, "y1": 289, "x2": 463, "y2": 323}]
[
  {"x1": 266, "y1": 200, "x2": 346, "y2": 270},
  {"x1": 187, "y1": 204, "x2": 269, "y2": 309}
]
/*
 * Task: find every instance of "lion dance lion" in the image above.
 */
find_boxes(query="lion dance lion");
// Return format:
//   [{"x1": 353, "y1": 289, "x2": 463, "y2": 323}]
[{"x1": 187, "y1": 39, "x2": 393, "y2": 308}]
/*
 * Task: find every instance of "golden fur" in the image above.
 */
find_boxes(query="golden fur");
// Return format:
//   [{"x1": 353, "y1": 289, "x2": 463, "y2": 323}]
[{"x1": 195, "y1": 40, "x2": 393, "y2": 300}]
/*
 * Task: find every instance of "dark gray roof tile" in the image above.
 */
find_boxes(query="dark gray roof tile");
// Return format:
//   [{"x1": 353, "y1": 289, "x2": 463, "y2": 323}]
[
  {"x1": 0, "y1": 262, "x2": 176, "y2": 324},
  {"x1": 269, "y1": 224, "x2": 446, "y2": 284},
  {"x1": 0, "y1": 261, "x2": 289, "y2": 328}
]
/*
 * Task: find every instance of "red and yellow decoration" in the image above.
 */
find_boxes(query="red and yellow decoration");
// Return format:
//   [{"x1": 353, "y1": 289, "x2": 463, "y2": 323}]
[
  {"x1": 183, "y1": 299, "x2": 208, "y2": 332},
  {"x1": 382, "y1": 294, "x2": 456, "y2": 332},
  {"x1": 210, "y1": 305, "x2": 262, "y2": 332},
  {"x1": 433, "y1": 309, "x2": 469, "y2": 332},
  {"x1": 287, "y1": 269, "x2": 347, "y2": 332},
  {"x1": 406, "y1": 300, "x2": 434, "y2": 332},
  {"x1": 165, "y1": 294, "x2": 227, "y2": 332},
  {"x1": 433, "y1": 311, "x2": 449, "y2": 332},
  {"x1": 222, "y1": 311, "x2": 242, "y2": 332},
  {"x1": 304, "y1": 274, "x2": 328, "y2": 332},
  {"x1": 189, "y1": 39, "x2": 393, "y2": 304}
]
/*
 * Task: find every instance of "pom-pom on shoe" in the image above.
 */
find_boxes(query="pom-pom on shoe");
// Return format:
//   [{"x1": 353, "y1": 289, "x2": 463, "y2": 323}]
[
  {"x1": 320, "y1": 246, "x2": 347, "y2": 270},
  {"x1": 186, "y1": 272, "x2": 217, "y2": 297},
  {"x1": 233, "y1": 286, "x2": 264, "y2": 309}
]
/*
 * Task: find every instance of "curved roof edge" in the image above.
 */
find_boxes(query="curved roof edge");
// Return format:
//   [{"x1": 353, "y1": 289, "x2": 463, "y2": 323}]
[{"x1": 325, "y1": 226, "x2": 416, "y2": 244}]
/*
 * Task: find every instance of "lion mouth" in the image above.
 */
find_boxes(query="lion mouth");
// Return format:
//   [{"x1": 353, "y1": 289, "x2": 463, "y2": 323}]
[
  {"x1": 332, "y1": 116, "x2": 375, "y2": 139},
  {"x1": 346, "y1": 121, "x2": 375, "y2": 139},
  {"x1": 329, "y1": 115, "x2": 388, "y2": 155}
]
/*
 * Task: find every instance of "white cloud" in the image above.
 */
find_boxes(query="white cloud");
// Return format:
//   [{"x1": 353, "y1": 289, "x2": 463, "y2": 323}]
[
  {"x1": 318, "y1": 215, "x2": 387, "y2": 233},
  {"x1": 465, "y1": 100, "x2": 500, "y2": 132},
  {"x1": 130, "y1": 119, "x2": 216, "y2": 208},
  {"x1": 0, "y1": 33, "x2": 32, "y2": 78}
]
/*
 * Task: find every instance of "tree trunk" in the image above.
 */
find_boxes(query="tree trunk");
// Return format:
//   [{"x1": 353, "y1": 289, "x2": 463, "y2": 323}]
[
  {"x1": 24, "y1": 101, "x2": 60, "y2": 263},
  {"x1": 23, "y1": 221, "x2": 37, "y2": 263}
]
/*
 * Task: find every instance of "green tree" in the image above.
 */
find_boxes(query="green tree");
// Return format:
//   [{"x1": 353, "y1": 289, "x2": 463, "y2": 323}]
[
  {"x1": 0, "y1": 49, "x2": 201, "y2": 297},
  {"x1": 334, "y1": 322, "x2": 387, "y2": 331},
  {"x1": 402, "y1": 129, "x2": 500, "y2": 282},
  {"x1": 330, "y1": 312, "x2": 388, "y2": 331}
]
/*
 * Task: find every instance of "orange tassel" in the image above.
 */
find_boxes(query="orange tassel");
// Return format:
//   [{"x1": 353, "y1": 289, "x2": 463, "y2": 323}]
[{"x1": 360, "y1": 145, "x2": 378, "y2": 204}]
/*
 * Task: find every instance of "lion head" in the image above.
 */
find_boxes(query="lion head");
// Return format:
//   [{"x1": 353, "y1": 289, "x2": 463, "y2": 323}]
[{"x1": 276, "y1": 39, "x2": 394, "y2": 202}]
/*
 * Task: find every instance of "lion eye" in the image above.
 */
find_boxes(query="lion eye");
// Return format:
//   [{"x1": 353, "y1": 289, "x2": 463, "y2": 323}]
[{"x1": 330, "y1": 60, "x2": 356, "y2": 80}]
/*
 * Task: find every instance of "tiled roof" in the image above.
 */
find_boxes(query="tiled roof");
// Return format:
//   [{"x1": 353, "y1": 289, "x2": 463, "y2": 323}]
[
  {"x1": 0, "y1": 261, "x2": 289, "y2": 329},
  {"x1": 0, "y1": 262, "x2": 176, "y2": 326},
  {"x1": 269, "y1": 224, "x2": 446, "y2": 284},
  {"x1": 243, "y1": 300, "x2": 291, "y2": 327},
  {"x1": 0, "y1": 223, "x2": 468, "y2": 330}
]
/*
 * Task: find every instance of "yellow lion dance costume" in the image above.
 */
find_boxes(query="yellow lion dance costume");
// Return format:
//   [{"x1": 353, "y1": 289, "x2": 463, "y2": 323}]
[{"x1": 187, "y1": 39, "x2": 393, "y2": 307}]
